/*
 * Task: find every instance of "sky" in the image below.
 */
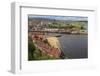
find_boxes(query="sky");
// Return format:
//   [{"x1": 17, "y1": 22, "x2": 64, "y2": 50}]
[{"x1": 28, "y1": 15, "x2": 88, "y2": 21}]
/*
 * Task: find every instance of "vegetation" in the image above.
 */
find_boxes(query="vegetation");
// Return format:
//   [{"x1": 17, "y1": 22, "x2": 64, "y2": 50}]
[
  {"x1": 28, "y1": 36, "x2": 36, "y2": 60},
  {"x1": 48, "y1": 21, "x2": 87, "y2": 30}
]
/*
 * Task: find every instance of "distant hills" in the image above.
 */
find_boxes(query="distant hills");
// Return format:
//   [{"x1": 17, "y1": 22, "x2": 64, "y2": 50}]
[{"x1": 28, "y1": 15, "x2": 88, "y2": 22}]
